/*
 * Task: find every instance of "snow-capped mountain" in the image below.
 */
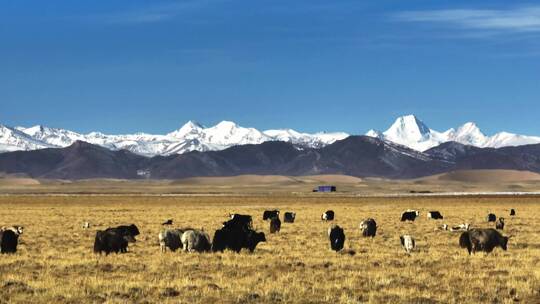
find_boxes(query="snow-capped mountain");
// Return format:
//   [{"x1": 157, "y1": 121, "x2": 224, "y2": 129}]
[
  {"x1": 2, "y1": 115, "x2": 539, "y2": 156},
  {"x1": 366, "y1": 115, "x2": 540, "y2": 151},
  {"x1": 0, "y1": 125, "x2": 54, "y2": 152},
  {"x1": 263, "y1": 129, "x2": 349, "y2": 148},
  {"x1": 1, "y1": 121, "x2": 349, "y2": 156}
]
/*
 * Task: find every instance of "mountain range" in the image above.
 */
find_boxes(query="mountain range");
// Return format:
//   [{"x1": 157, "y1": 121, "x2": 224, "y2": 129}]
[
  {"x1": 2, "y1": 136, "x2": 540, "y2": 180},
  {"x1": 366, "y1": 115, "x2": 540, "y2": 151},
  {"x1": 0, "y1": 121, "x2": 347, "y2": 156},
  {"x1": 2, "y1": 115, "x2": 540, "y2": 156}
]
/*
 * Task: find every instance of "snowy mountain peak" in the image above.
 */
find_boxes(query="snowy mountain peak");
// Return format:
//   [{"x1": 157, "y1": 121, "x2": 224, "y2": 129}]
[
  {"x1": 456, "y1": 122, "x2": 482, "y2": 134},
  {"x1": 453, "y1": 122, "x2": 487, "y2": 146},
  {"x1": 23, "y1": 125, "x2": 46, "y2": 135},
  {"x1": 365, "y1": 129, "x2": 383, "y2": 138},
  {"x1": 365, "y1": 115, "x2": 540, "y2": 151},
  {"x1": 387, "y1": 115, "x2": 430, "y2": 136},
  {"x1": 212, "y1": 120, "x2": 238, "y2": 130},
  {"x1": 381, "y1": 115, "x2": 432, "y2": 149},
  {"x1": 168, "y1": 120, "x2": 204, "y2": 138},
  {"x1": 3, "y1": 115, "x2": 540, "y2": 156}
]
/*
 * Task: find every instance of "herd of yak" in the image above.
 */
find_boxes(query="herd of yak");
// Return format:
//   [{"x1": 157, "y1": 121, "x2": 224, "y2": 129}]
[{"x1": 0, "y1": 208, "x2": 515, "y2": 256}]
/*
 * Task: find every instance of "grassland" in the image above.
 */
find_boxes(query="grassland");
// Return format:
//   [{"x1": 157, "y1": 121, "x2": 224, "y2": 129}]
[{"x1": 0, "y1": 195, "x2": 539, "y2": 303}]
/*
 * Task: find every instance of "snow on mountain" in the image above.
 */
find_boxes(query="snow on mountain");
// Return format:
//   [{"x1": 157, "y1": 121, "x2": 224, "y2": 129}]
[
  {"x1": 203, "y1": 121, "x2": 270, "y2": 148},
  {"x1": 366, "y1": 115, "x2": 540, "y2": 151},
  {"x1": 0, "y1": 120, "x2": 349, "y2": 156},
  {"x1": 3, "y1": 115, "x2": 540, "y2": 156},
  {"x1": 484, "y1": 132, "x2": 540, "y2": 148},
  {"x1": 0, "y1": 125, "x2": 54, "y2": 152},
  {"x1": 167, "y1": 121, "x2": 204, "y2": 139},
  {"x1": 379, "y1": 115, "x2": 443, "y2": 151},
  {"x1": 20, "y1": 125, "x2": 86, "y2": 147},
  {"x1": 263, "y1": 129, "x2": 348, "y2": 148}
]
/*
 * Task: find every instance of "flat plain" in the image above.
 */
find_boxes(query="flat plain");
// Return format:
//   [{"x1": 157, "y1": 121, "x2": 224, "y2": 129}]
[{"x1": 0, "y1": 195, "x2": 539, "y2": 303}]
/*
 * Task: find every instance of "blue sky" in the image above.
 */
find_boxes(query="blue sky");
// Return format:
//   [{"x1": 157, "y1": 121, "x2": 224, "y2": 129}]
[{"x1": 1, "y1": 0, "x2": 539, "y2": 135}]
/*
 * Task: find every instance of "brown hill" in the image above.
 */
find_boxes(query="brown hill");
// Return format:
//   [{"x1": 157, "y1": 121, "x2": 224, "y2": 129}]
[{"x1": 422, "y1": 170, "x2": 540, "y2": 183}]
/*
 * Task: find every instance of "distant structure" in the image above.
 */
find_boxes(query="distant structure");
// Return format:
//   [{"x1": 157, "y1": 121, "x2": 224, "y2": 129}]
[{"x1": 314, "y1": 185, "x2": 336, "y2": 193}]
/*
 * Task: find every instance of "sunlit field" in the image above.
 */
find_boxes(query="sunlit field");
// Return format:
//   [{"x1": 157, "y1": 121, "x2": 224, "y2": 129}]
[{"x1": 0, "y1": 195, "x2": 539, "y2": 303}]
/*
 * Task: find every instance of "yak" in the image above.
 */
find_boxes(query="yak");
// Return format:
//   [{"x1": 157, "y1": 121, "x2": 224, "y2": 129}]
[
  {"x1": 427, "y1": 211, "x2": 443, "y2": 220},
  {"x1": 94, "y1": 230, "x2": 129, "y2": 255},
  {"x1": 400, "y1": 235, "x2": 415, "y2": 254},
  {"x1": 328, "y1": 225, "x2": 345, "y2": 252},
  {"x1": 401, "y1": 210, "x2": 419, "y2": 222},
  {"x1": 263, "y1": 210, "x2": 280, "y2": 221},
  {"x1": 159, "y1": 228, "x2": 194, "y2": 252},
  {"x1": 496, "y1": 218, "x2": 505, "y2": 230},
  {"x1": 283, "y1": 212, "x2": 296, "y2": 223},
  {"x1": 322, "y1": 210, "x2": 335, "y2": 221},
  {"x1": 269, "y1": 217, "x2": 281, "y2": 233},
  {"x1": 486, "y1": 213, "x2": 497, "y2": 222},
  {"x1": 359, "y1": 218, "x2": 377, "y2": 238},
  {"x1": 459, "y1": 228, "x2": 510, "y2": 255},
  {"x1": 181, "y1": 229, "x2": 211, "y2": 252},
  {"x1": 0, "y1": 226, "x2": 24, "y2": 254},
  {"x1": 212, "y1": 216, "x2": 265, "y2": 253}
]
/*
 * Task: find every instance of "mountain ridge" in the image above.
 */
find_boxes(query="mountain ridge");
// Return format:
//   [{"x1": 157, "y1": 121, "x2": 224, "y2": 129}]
[
  {"x1": 2, "y1": 137, "x2": 540, "y2": 180},
  {"x1": 2, "y1": 115, "x2": 540, "y2": 156}
]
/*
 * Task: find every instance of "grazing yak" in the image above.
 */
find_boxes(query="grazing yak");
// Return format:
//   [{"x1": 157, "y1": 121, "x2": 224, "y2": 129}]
[
  {"x1": 459, "y1": 228, "x2": 510, "y2": 255},
  {"x1": 159, "y1": 228, "x2": 194, "y2": 252},
  {"x1": 94, "y1": 224, "x2": 140, "y2": 254},
  {"x1": 283, "y1": 212, "x2": 296, "y2": 223},
  {"x1": 328, "y1": 225, "x2": 345, "y2": 252},
  {"x1": 82, "y1": 222, "x2": 90, "y2": 229},
  {"x1": 1, "y1": 226, "x2": 24, "y2": 235},
  {"x1": 427, "y1": 211, "x2": 443, "y2": 220},
  {"x1": 400, "y1": 235, "x2": 415, "y2": 253},
  {"x1": 510, "y1": 209, "x2": 516, "y2": 216},
  {"x1": 263, "y1": 210, "x2": 280, "y2": 221},
  {"x1": 181, "y1": 229, "x2": 211, "y2": 252},
  {"x1": 229, "y1": 214, "x2": 253, "y2": 229},
  {"x1": 162, "y1": 219, "x2": 173, "y2": 226},
  {"x1": 496, "y1": 218, "x2": 505, "y2": 230},
  {"x1": 106, "y1": 224, "x2": 140, "y2": 242},
  {"x1": 438, "y1": 224, "x2": 449, "y2": 231},
  {"x1": 0, "y1": 226, "x2": 24, "y2": 254},
  {"x1": 450, "y1": 223, "x2": 470, "y2": 232},
  {"x1": 212, "y1": 216, "x2": 266, "y2": 253},
  {"x1": 486, "y1": 213, "x2": 497, "y2": 222},
  {"x1": 321, "y1": 210, "x2": 335, "y2": 221},
  {"x1": 401, "y1": 210, "x2": 419, "y2": 222},
  {"x1": 359, "y1": 218, "x2": 377, "y2": 238},
  {"x1": 270, "y1": 217, "x2": 281, "y2": 233},
  {"x1": 94, "y1": 230, "x2": 129, "y2": 255}
]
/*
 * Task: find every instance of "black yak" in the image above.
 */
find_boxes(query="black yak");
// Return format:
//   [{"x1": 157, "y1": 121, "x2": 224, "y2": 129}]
[
  {"x1": 359, "y1": 218, "x2": 377, "y2": 238},
  {"x1": 459, "y1": 228, "x2": 510, "y2": 255},
  {"x1": 283, "y1": 212, "x2": 296, "y2": 223},
  {"x1": 328, "y1": 225, "x2": 345, "y2": 251},
  {"x1": 94, "y1": 230, "x2": 129, "y2": 255},
  {"x1": 322, "y1": 210, "x2": 335, "y2": 221},
  {"x1": 212, "y1": 216, "x2": 265, "y2": 253},
  {"x1": 401, "y1": 210, "x2": 419, "y2": 222},
  {"x1": 269, "y1": 217, "x2": 281, "y2": 233},
  {"x1": 427, "y1": 211, "x2": 443, "y2": 220},
  {"x1": 263, "y1": 210, "x2": 279, "y2": 221}
]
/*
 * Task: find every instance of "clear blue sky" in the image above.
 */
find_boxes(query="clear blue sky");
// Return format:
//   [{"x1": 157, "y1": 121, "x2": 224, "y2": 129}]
[{"x1": 1, "y1": 1, "x2": 539, "y2": 135}]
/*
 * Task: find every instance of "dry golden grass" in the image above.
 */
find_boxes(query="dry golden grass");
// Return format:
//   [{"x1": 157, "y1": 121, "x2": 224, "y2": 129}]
[{"x1": 0, "y1": 195, "x2": 539, "y2": 303}]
